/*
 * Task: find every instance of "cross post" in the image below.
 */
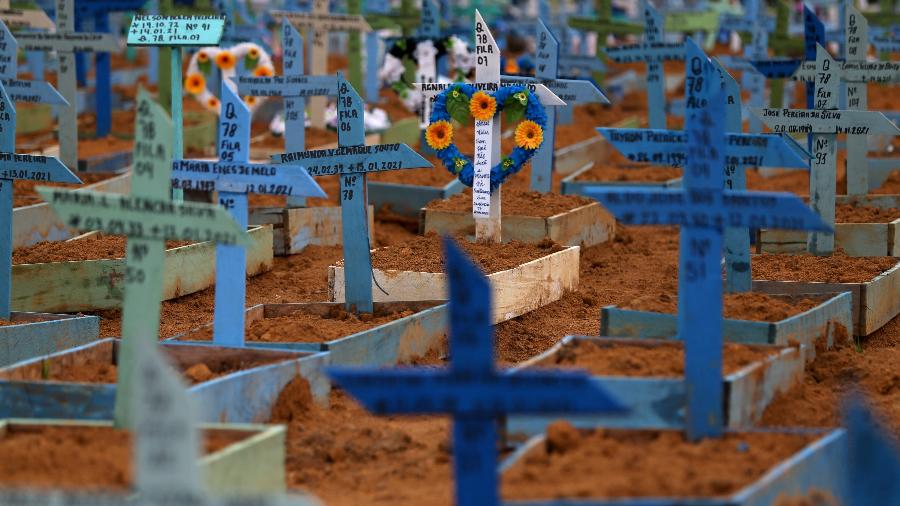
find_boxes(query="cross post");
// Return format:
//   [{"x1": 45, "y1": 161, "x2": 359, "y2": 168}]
[
  {"x1": 0, "y1": 19, "x2": 67, "y2": 108},
  {"x1": 329, "y1": 236, "x2": 626, "y2": 506},
  {"x1": 127, "y1": 14, "x2": 225, "y2": 202},
  {"x1": 585, "y1": 39, "x2": 830, "y2": 440},
  {"x1": 271, "y1": 76, "x2": 432, "y2": 313},
  {"x1": 15, "y1": 0, "x2": 118, "y2": 170},
  {"x1": 753, "y1": 44, "x2": 900, "y2": 256},
  {"x1": 844, "y1": 397, "x2": 900, "y2": 506},
  {"x1": 38, "y1": 88, "x2": 253, "y2": 427},
  {"x1": 274, "y1": 0, "x2": 371, "y2": 129},
  {"x1": 170, "y1": 82, "x2": 325, "y2": 347},
  {"x1": 568, "y1": 0, "x2": 644, "y2": 82}
]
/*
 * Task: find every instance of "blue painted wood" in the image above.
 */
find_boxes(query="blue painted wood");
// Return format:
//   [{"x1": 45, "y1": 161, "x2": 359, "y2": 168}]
[
  {"x1": 561, "y1": 164, "x2": 682, "y2": 196},
  {"x1": 0, "y1": 21, "x2": 67, "y2": 106},
  {"x1": 584, "y1": 39, "x2": 830, "y2": 441},
  {"x1": 328, "y1": 236, "x2": 626, "y2": 506},
  {"x1": 169, "y1": 301, "x2": 448, "y2": 367},
  {"x1": 0, "y1": 338, "x2": 330, "y2": 422},
  {"x1": 0, "y1": 312, "x2": 99, "y2": 367},
  {"x1": 601, "y1": 291, "x2": 853, "y2": 350},
  {"x1": 845, "y1": 399, "x2": 900, "y2": 506},
  {"x1": 499, "y1": 427, "x2": 848, "y2": 505}
]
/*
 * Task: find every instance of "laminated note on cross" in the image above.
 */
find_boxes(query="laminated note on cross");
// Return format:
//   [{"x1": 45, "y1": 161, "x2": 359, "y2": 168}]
[
  {"x1": 271, "y1": 76, "x2": 431, "y2": 314},
  {"x1": 273, "y1": 0, "x2": 371, "y2": 129},
  {"x1": 329, "y1": 236, "x2": 627, "y2": 506},
  {"x1": 844, "y1": 397, "x2": 900, "y2": 506},
  {"x1": 584, "y1": 38, "x2": 830, "y2": 440},
  {"x1": 128, "y1": 14, "x2": 225, "y2": 202},
  {"x1": 0, "y1": 19, "x2": 67, "y2": 106},
  {"x1": 38, "y1": 88, "x2": 252, "y2": 428},
  {"x1": 753, "y1": 44, "x2": 900, "y2": 256},
  {"x1": 604, "y1": 2, "x2": 683, "y2": 130},
  {"x1": 0, "y1": 83, "x2": 78, "y2": 321},
  {"x1": 14, "y1": 0, "x2": 117, "y2": 170},
  {"x1": 171, "y1": 82, "x2": 325, "y2": 347},
  {"x1": 502, "y1": 19, "x2": 608, "y2": 192},
  {"x1": 235, "y1": 18, "x2": 339, "y2": 207}
]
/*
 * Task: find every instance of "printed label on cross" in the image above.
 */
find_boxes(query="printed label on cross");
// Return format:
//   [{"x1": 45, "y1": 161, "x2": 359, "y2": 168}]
[
  {"x1": 328, "y1": 236, "x2": 626, "y2": 506},
  {"x1": 271, "y1": 76, "x2": 431, "y2": 313},
  {"x1": 0, "y1": 20, "x2": 67, "y2": 106},
  {"x1": 0, "y1": 83, "x2": 78, "y2": 320},
  {"x1": 605, "y1": 2, "x2": 683, "y2": 129},
  {"x1": 274, "y1": 0, "x2": 372, "y2": 129},
  {"x1": 502, "y1": 19, "x2": 608, "y2": 193},
  {"x1": 753, "y1": 44, "x2": 900, "y2": 256},
  {"x1": 39, "y1": 88, "x2": 252, "y2": 427},
  {"x1": 585, "y1": 39, "x2": 830, "y2": 440},
  {"x1": 15, "y1": 0, "x2": 118, "y2": 169},
  {"x1": 171, "y1": 82, "x2": 325, "y2": 347}
]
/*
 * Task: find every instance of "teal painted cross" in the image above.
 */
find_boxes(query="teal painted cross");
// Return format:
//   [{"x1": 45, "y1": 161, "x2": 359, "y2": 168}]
[
  {"x1": 171, "y1": 83, "x2": 325, "y2": 347},
  {"x1": 39, "y1": 88, "x2": 251, "y2": 427},
  {"x1": 584, "y1": 39, "x2": 830, "y2": 440},
  {"x1": 0, "y1": 19, "x2": 67, "y2": 106},
  {"x1": 273, "y1": 76, "x2": 431, "y2": 313},
  {"x1": 329, "y1": 236, "x2": 626, "y2": 506},
  {"x1": 753, "y1": 44, "x2": 900, "y2": 256},
  {"x1": 127, "y1": 14, "x2": 226, "y2": 201}
]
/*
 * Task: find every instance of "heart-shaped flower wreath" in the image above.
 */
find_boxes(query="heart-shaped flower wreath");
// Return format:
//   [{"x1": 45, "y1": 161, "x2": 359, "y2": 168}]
[{"x1": 425, "y1": 83, "x2": 547, "y2": 190}]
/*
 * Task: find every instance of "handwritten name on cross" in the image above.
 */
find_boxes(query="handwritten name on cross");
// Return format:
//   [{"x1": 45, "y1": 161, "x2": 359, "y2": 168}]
[
  {"x1": 13, "y1": 0, "x2": 117, "y2": 169},
  {"x1": 171, "y1": 83, "x2": 325, "y2": 347},
  {"x1": 503, "y1": 19, "x2": 608, "y2": 193},
  {"x1": 753, "y1": 44, "x2": 900, "y2": 256},
  {"x1": 38, "y1": 89, "x2": 252, "y2": 427},
  {"x1": 272, "y1": 77, "x2": 431, "y2": 313},
  {"x1": 274, "y1": 0, "x2": 371, "y2": 129},
  {"x1": 605, "y1": 2, "x2": 683, "y2": 129},
  {"x1": 585, "y1": 39, "x2": 830, "y2": 440},
  {"x1": 329, "y1": 237, "x2": 626, "y2": 506},
  {"x1": 128, "y1": 15, "x2": 225, "y2": 202},
  {"x1": 0, "y1": 84, "x2": 77, "y2": 320}
]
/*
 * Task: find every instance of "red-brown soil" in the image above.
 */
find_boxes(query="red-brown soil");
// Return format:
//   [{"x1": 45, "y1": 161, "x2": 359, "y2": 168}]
[
  {"x1": 623, "y1": 292, "x2": 826, "y2": 322},
  {"x1": 752, "y1": 253, "x2": 897, "y2": 283},
  {"x1": 13, "y1": 234, "x2": 192, "y2": 264}
]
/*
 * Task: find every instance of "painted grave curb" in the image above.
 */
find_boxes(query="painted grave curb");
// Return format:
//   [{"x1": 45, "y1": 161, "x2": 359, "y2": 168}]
[
  {"x1": 12, "y1": 171, "x2": 131, "y2": 249},
  {"x1": 0, "y1": 418, "x2": 287, "y2": 494},
  {"x1": 753, "y1": 261, "x2": 900, "y2": 337},
  {"x1": 0, "y1": 338, "x2": 331, "y2": 423},
  {"x1": 250, "y1": 205, "x2": 374, "y2": 256},
  {"x1": 10, "y1": 226, "x2": 274, "y2": 313},
  {"x1": 499, "y1": 427, "x2": 848, "y2": 506},
  {"x1": 0, "y1": 312, "x2": 100, "y2": 367},
  {"x1": 422, "y1": 202, "x2": 616, "y2": 247},
  {"x1": 328, "y1": 245, "x2": 580, "y2": 324},
  {"x1": 169, "y1": 300, "x2": 448, "y2": 366},
  {"x1": 600, "y1": 291, "x2": 853, "y2": 355},
  {"x1": 756, "y1": 195, "x2": 900, "y2": 257},
  {"x1": 505, "y1": 336, "x2": 805, "y2": 434}
]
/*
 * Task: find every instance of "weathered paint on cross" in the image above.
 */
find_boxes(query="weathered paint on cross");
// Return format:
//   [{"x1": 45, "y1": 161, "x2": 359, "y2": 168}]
[
  {"x1": 38, "y1": 89, "x2": 252, "y2": 427},
  {"x1": 171, "y1": 83, "x2": 325, "y2": 346},
  {"x1": 605, "y1": 2, "x2": 683, "y2": 129},
  {"x1": 273, "y1": 77, "x2": 432, "y2": 313},
  {"x1": 15, "y1": 0, "x2": 117, "y2": 170},
  {"x1": 0, "y1": 83, "x2": 78, "y2": 320},
  {"x1": 329, "y1": 237, "x2": 626, "y2": 506},
  {"x1": 127, "y1": 14, "x2": 225, "y2": 201},
  {"x1": 845, "y1": 398, "x2": 900, "y2": 506},
  {"x1": 502, "y1": 19, "x2": 608, "y2": 192},
  {"x1": 274, "y1": 0, "x2": 371, "y2": 129},
  {"x1": 754, "y1": 44, "x2": 900, "y2": 255},
  {"x1": 585, "y1": 39, "x2": 830, "y2": 440},
  {"x1": 0, "y1": 20, "x2": 67, "y2": 105}
]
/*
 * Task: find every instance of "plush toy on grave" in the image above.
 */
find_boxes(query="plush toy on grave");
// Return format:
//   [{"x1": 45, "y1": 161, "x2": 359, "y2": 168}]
[
  {"x1": 426, "y1": 83, "x2": 547, "y2": 190},
  {"x1": 324, "y1": 102, "x2": 391, "y2": 133},
  {"x1": 380, "y1": 35, "x2": 474, "y2": 114},
  {"x1": 184, "y1": 43, "x2": 273, "y2": 114}
]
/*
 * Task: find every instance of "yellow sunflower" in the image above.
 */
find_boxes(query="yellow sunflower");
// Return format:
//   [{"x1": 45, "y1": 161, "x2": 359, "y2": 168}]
[
  {"x1": 207, "y1": 97, "x2": 220, "y2": 110},
  {"x1": 244, "y1": 95, "x2": 258, "y2": 106},
  {"x1": 425, "y1": 121, "x2": 453, "y2": 150},
  {"x1": 185, "y1": 73, "x2": 205, "y2": 95},
  {"x1": 197, "y1": 51, "x2": 210, "y2": 63},
  {"x1": 514, "y1": 120, "x2": 543, "y2": 150},
  {"x1": 469, "y1": 91, "x2": 497, "y2": 121},
  {"x1": 254, "y1": 66, "x2": 274, "y2": 77},
  {"x1": 248, "y1": 47, "x2": 260, "y2": 60},
  {"x1": 215, "y1": 50, "x2": 236, "y2": 70}
]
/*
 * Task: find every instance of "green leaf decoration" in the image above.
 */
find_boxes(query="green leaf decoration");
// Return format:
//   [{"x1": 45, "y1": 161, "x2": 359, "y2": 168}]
[
  {"x1": 447, "y1": 88, "x2": 471, "y2": 125},
  {"x1": 504, "y1": 96, "x2": 525, "y2": 124},
  {"x1": 199, "y1": 59, "x2": 212, "y2": 76},
  {"x1": 243, "y1": 55, "x2": 259, "y2": 70}
]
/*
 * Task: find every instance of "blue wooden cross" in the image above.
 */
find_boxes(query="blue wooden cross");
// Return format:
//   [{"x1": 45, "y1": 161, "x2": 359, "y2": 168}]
[
  {"x1": 604, "y1": 1, "x2": 683, "y2": 130},
  {"x1": 0, "y1": 19, "x2": 67, "y2": 106},
  {"x1": 717, "y1": 0, "x2": 774, "y2": 35},
  {"x1": 716, "y1": 0, "x2": 769, "y2": 132},
  {"x1": 0, "y1": 82, "x2": 78, "y2": 320},
  {"x1": 503, "y1": 19, "x2": 609, "y2": 193},
  {"x1": 328, "y1": 236, "x2": 627, "y2": 506},
  {"x1": 271, "y1": 76, "x2": 432, "y2": 314},
  {"x1": 844, "y1": 397, "x2": 900, "y2": 506},
  {"x1": 585, "y1": 38, "x2": 830, "y2": 440},
  {"x1": 170, "y1": 83, "x2": 326, "y2": 347}
]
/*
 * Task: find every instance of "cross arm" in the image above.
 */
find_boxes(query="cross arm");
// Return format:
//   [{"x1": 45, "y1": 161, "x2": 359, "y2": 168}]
[
  {"x1": 568, "y1": 17, "x2": 644, "y2": 36},
  {"x1": 603, "y1": 42, "x2": 686, "y2": 63},
  {"x1": 751, "y1": 108, "x2": 900, "y2": 136},
  {"x1": 501, "y1": 75, "x2": 608, "y2": 105},
  {"x1": 233, "y1": 75, "x2": 339, "y2": 98},
  {"x1": 0, "y1": 153, "x2": 79, "y2": 183},
  {"x1": 273, "y1": 143, "x2": 432, "y2": 176},
  {"x1": 16, "y1": 33, "x2": 119, "y2": 53},
  {"x1": 272, "y1": 10, "x2": 372, "y2": 32},
  {"x1": 127, "y1": 15, "x2": 226, "y2": 47},
  {"x1": 3, "y1": 78, "x2": 68, "y2": 105},
  {"x1": 414, "y1": 81, "x2": 567, "y2": 107},
  {"x1": 0, "y1": 7, "x2": 54, "y2": 31},
  {"x1": 750, "y1": 58, "x2": 802, "y2": 79},
  {"x1": 791, "y1": 60, "x2": 900, "y2": 84},
  {"x1": 171, "y1": 160, "x2": 327, "y2": 198}
]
